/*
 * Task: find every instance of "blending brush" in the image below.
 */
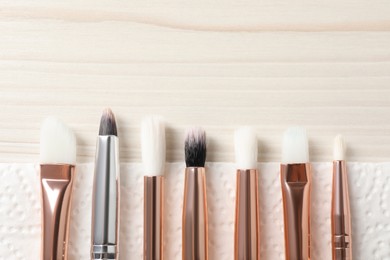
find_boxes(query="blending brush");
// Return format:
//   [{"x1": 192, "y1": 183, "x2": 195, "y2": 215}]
[
  {"x1": 40, "y1": 117, "x2": 76, "y2": 260},
  {"x1": 331, "y1": 135, "x2": 352, "y2": 260},
  {"x1": 280, "y1": 127, "x2": 311, "y2": 260},
  {"x1": 91, "y1": 108, "x2": 120, "y2": 260},
  {"x1": 141, "y1": 116, "x2": 166, "y2": 260},
  {"x1": 234, "y1": 127, "x2": 260, "y2": 260},
  {"x1": 182, "y1": 128, "x2": 208, "y2": 260}
]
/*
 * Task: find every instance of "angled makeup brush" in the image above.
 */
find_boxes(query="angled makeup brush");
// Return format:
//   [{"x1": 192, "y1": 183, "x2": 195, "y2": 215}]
[
  {"x1": 141, "y1": 116, "x2": 166, "y2": 260},
  {"x1": 182, "y1": 128, "x2": 208, "y2": 260},
  {"x1": 234, "y1": 127, "x2": 260, "y2": 260},
  {"x1": 40, "y1": 117, "x2": 76, "y2": 260},
  {"x1": 91, "y1": 108, "x2": 120, "y2": 260},
  {"x1": 280, "y1": 127, "x2": 311, "y2": 260},
  {"x1": 331, "y1": 135, "x2": 352, "y2": 260}
]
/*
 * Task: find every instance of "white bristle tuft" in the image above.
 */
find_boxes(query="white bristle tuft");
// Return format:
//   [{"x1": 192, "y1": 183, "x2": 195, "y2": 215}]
[
  {"x1": 234, "y1": 126, "x2": 258, "y2": 169},
  {"x1": 141, "y1": 116, "x2": 166, "y2": 176},
  {"x1": 282, "y1": 127, "x2": 309, "y2": 164},
  {"x1": 40, "y1": 117, "x2": 76, "y2": 164},
  {"x1": 333, "y1": 134, "x2": 346, "y2": 160}
]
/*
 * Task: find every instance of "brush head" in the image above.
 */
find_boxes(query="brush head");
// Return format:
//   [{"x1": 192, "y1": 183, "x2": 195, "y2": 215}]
[
  {"x1": 40, "y1": 117, "x2": 76, "y2": 164},
  {"x1": 333, "y1": 134, "x2": 346, "y2": 161},
  {"x1": 99, "y1": 108, "x2": 118, "y2": 136},
  {"x1": 141, "y1": 116, "x2": 166, "y2": 176},
  {"x1": 282, "y1": 127, "x2": 309, "y2": 164},
  {"x1": 234, "y1": 126, "x2": 258, "y2": 169},
  {"x1": 185, "y1": 127, "x2": 206, "y2": 167}
]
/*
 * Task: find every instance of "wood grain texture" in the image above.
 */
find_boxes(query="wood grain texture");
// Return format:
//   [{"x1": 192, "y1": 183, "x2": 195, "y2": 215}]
[{"x1": 0, "y1": 0, "x2": 389, "y2": 163}]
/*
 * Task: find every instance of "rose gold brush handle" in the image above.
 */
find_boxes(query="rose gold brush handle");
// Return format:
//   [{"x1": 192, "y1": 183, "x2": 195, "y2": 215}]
[
  {"x1": 40, "y1": 165, "x2": 75, "y2": 260},
  {"x1": 281, "y1": 163, "x2": 311, "y2": 260},
  {"x1": 182, "y1": 167, "x2": 208, "y2": 260},
  {"x1": 234, "y1": 169, "x2": 260, "y2": 260},
  {"x1": 144, "y1": 176, "x2": 164, "y2": 260},
  {"x1": 331, "y1": 161, "x2": 352, "y2": 260}
]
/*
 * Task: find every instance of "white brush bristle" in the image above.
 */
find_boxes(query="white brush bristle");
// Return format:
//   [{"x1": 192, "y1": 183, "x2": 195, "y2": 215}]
[
  {"x1": 141, "y1": 116, "x2": 166, "y2": 176},
  {"x1": 40, "y1": 117, "x2": 76, "y2": 164},
  {"x1": 282, "y1": 127, "x2": 309, "y2": 164},
  {"x1": 234, "y1": 127, "x2": 258, "y2": 169},
  {"x1": 333, "y1": 134, "x2": 346, "y2": 160}
]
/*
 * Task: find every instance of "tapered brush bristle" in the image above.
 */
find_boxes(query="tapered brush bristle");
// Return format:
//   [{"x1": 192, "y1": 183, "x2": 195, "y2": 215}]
[
  {"x1": 141, "y1": 116, "x2": 166, "y2": 176},
  {"x1": 40, "y1": 117, "x2": 76, "y2": 164},
  {"x1": 282, "y1": 127, "x2": 309, "y2": 164},
  {"x1": 333, "y1": 134, "x2": 346, "y2": 161},
  {"x1": 234, "y1": 126, "x2": 258, "y2": 169},
  {"x1": 99, "y1": 108, "x2": 118, "y2": 136},
  {"x1": 185, "y1": 127, "x2": 206, "y2": 167}
]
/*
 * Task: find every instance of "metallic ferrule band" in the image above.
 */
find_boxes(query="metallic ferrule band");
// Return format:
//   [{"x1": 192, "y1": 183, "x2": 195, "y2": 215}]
[{"x1": 91, "y1": 245, "x2": 118, "y2": 260}]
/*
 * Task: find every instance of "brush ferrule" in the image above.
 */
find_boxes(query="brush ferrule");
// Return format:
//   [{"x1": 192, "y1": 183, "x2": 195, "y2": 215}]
[
  {"x1": 234, "y1": 169, "x2": 260, "y2": 260},
  {"x1": 280, "y1": 163, "x2": 311, "y2": 260},
  {"x1": 144, "y1": 176, "x2": 164, "y2": 260},
  {"x1": 331, "y1": 160, "x2": 352, "y2": 260},
  {"x1": 40, "y1": 164, "x2": 75, "y2": 260},
  {"x1": 91, "y1": 136, "x2": 120, "y2": 260},
  {"x1": 182, "y1": 167, "x2": 208, "y2": 260}
]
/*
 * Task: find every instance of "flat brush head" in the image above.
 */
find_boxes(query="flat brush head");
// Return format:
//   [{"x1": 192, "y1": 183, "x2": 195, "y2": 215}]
[
  {"x1": 333, "y1": 134, "x2": 346, "y2": 161},
  {"x1": 99, "y1": 108, "x2": 118, "y2": 136},
  {"x1": 282, "y1": 126, "x2": 309, "y2": 164},
  {"x1": 235, "y1": 126, "x2": 258, "y2": 169},
  {"x1": 40, "y1": 117, "x2": 76, "y2": 164},
  {"x1": 185, "y1": 127, "x2": 206, "y2": 167},
  {"x1": 141, "y1": 116, "x2": 166, "y2": 176}
]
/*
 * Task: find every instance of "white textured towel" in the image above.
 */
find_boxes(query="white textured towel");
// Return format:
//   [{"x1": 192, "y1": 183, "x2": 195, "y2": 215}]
[{"x1": 0, "y1": 163, "x2": 389, "y2": 259}]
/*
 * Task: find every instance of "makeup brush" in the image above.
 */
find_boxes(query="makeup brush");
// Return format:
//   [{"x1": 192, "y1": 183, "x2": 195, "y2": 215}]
[
  {"x1": 234, "y1": 127, "x2": 260, "y2": 260},
  {"x1": 40, "y1": 117, "x2": 76, "y2": 260},
  {"x1": 91, "y1": 108, "x2": 120, "y2": 260},
  {"x1": 141, "y1": 116, "x2": 166, "y2": 260},
  {"x1": 331, "y1": 135, "x2": 352, "y2": 260},
  {"x1": 182, "y1": 128, "x2": 208, "y2": 260},
  {"x1": 280, "y1": 127, "x2": 311, "y2": 260}
]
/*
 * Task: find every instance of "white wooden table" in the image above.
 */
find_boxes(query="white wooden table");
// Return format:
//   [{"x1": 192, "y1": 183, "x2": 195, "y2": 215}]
[
  {"x1": 1, "y1": 0, "x2": 390, "y2": 163},
  {"x1": 1, "y1": 0, "x2": 390, "y2": 164}
]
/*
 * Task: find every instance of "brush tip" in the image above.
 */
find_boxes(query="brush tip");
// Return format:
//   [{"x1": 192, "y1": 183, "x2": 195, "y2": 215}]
[
  {"x1": 40, "y1": 117, "x2": 76, "y2": 164},
  {"x1": 185, "y1": 127, "x2": 206, "y2": 167},
  {"x1": 234, "y1": 126, "x2": 258, "y2": 169},
  {"x1": 282, "y1": 126, "x2": 309, "y2": 164},
  {"x1": 141, "y1": 116, "x2": 166, "y2": 176},
  {"x1": 99, "y1": 108, "x2": 118, "y2": 136},
  {"x1": 333, "y1": 134, "x2": 346, "y2": 160}
]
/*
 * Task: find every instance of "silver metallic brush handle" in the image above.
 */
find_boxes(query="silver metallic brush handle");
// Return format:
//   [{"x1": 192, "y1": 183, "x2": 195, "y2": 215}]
[{"x1": 91, "y1": 136, "x2": 120, "y2": 260}]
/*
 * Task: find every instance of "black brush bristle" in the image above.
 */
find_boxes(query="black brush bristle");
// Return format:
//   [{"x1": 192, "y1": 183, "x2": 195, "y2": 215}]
[
  {"x1": 185, "y1": 128, "x2": 206, "y2": 167},
  {"x1": 99, "y1": 108, "x2": 118, "y2": 136}
]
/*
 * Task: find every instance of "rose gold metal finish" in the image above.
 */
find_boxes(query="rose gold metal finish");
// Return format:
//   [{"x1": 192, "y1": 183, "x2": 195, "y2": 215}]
[
  {"x1": 40, "y1": 164, "x2": 76, "y2": 260},
  {"x1": 144, "y1": 176, "x2": 164, "y2": 260},
  {"x1": 280, "y1": 163, "x2": 311, "y2": 260},
  {"x1": 182, "y1": 167, "x2": 208, "y2": 260},
  {"x1": 234, "y1": 169, "x2": 260, "y2": 260},
  {"x1": 331, "y1": 160, "x2": 352, "y2": 260}
]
